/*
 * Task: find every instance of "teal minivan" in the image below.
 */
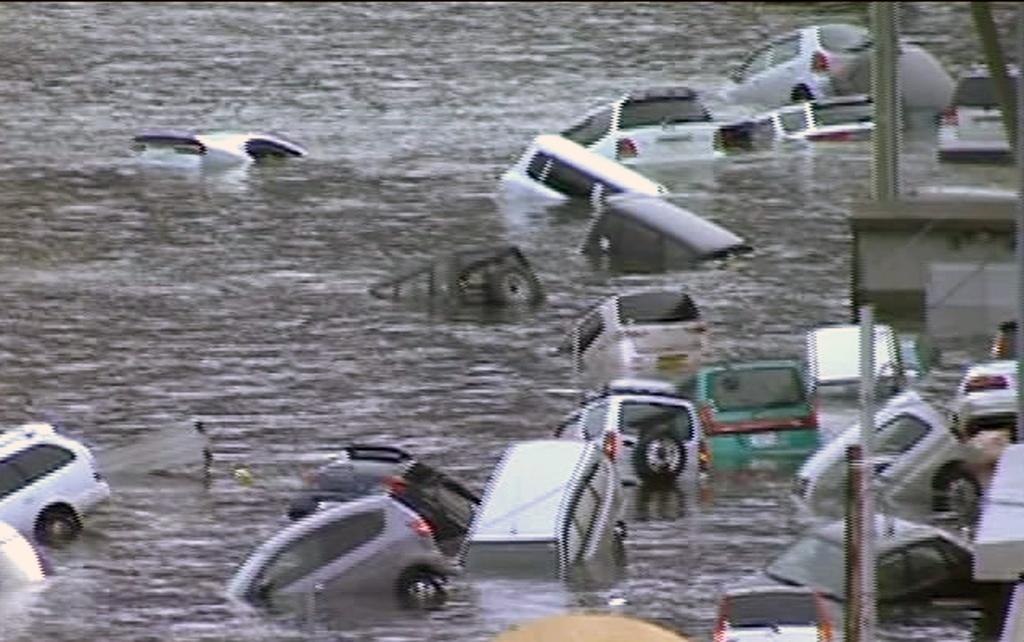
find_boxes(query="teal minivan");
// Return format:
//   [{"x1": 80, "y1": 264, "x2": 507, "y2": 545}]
[{"x1": 692, "y1": 360, "x2": 819, "y2": 460}]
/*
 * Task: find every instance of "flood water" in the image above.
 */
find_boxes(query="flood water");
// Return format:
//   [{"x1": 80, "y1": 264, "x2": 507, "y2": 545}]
[{"x1": 0, "y1": 2, "x2": 1020, "y2": 641}]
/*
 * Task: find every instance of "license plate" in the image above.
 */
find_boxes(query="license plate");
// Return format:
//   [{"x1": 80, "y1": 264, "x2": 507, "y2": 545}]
[
  {"x1": 657, "y1": 354, "x2": 688, "y2": 372},
  {"x1": 748, "y1": 432, "x2": 779, "y2": 448}
]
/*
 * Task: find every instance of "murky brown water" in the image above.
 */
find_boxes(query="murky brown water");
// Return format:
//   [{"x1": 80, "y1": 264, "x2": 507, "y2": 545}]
[{"x1": 0, "y1": 2, "x2": 1019, "y2": 641}]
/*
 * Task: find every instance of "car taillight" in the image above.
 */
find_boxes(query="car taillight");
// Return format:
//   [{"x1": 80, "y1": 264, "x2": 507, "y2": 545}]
[
  {"x1": 811, "y1": 50, "x2": 830, "y2": 73},
  {"x1": 409, "y1": 517, "x2": 434, "y2": 538},
  {"x1": 616, "y1": 137, "x2": 638, "y2": 160},
  {"x1": 992, "y1": 335, "x2": 1011, "y2": 359},
  {"x1": 698, "y1": 404, "x2": 716, "y2": 431},
  {"x1": 941, "y1": 106, "x2": 959, "y2": 127},
  {"x1": 713, "y1": 602, "x2": 729, "y2": 642},
  {"x1": 806, "y1": 397, "x2": 820, "y2": 428},
  {"x1": 964, "y1": 374, "x2": 1009, "y2": 393},
  {"x1": 698, "y1": 439, "x2": 712, "y2": 473},
  {"x1": 603, "y1": 432, "x2": 620, "y2": 461},
  {"x1": 384, "y1": 475, "x2": 408, "y2": 495}
]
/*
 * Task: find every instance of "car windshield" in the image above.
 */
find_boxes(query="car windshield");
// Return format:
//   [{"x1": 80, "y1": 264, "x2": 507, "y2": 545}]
[
  {"x1": 561, "y1": 106, "x2": 614, "y2": 147},
  {"x1": 954, "y1": 76, "x2": 1018, "y2": 108},
  {"x1": 809, "y1": 326, "x2": 898, "y2": 384},
  {"x1": 813, "y1": 101, "x2": 873, "y2": 127},
  {"x1": 727, "y1": 592, "x2": 821, "y2": 627},
  {"x1": 818, "y1": 24, "x2": 870, "y2": 52},
  {"x1": 619, "y1": 401, "x2": 692, "y2": 440},
  {"x1": 709, "y1": 367, "x2": 806, "y2": 412},
  {"x1": 765, "y1": 534, "x2": 846, "y2": 598},
  {"x1": 617, "y1": 291, "x2": 700, "y2": 324},
  {"x1": 619, "y1": 97, "x2": 710, "y2": 129}
]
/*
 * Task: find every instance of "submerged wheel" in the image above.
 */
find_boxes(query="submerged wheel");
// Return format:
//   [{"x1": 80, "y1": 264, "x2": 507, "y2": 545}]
[
  {"x1": 633, "y1": 431, "x2": 686, "y2": 483},
  {"x1": 790, "y1": 84, "x2": 814, "y2": 103},
  {"x1": 35, "y1": 505, "x2": 81, "y2": 546},
  {"x1": 485, "y1": 268, "x2": 540, "y2": 306},
  {"x1": 396, "y1": 567, "x2": 447, "y2": 609}
]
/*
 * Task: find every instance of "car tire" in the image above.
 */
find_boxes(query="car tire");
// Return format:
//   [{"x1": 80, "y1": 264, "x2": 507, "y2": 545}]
[
  {"x1": 484, "y1": 267, "x2": 541, "y2": 306},
  {"x1": 34, "y1": 505, "x2": 81, "y2": 546},
  {"x1": 633, "y1": 431, "x2": 686, "y2": 483},
  {"x1": 396, "y1": 567, "x2": 448, "y2": 609},
  {"x1": 790, "y1": 84, "x2": 814, "y2": 103},
  {"x1": 934, "y1": 468, "x2": 981, "y2": 524}
]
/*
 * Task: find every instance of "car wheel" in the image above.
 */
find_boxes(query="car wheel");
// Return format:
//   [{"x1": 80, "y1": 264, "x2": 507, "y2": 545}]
[
  {"x1": 34, "y1": 505, "x2": 81, "y2": 546},
  {"x1": 935, "y1": 469, "x2": 981, "y2": 524},
  {"x1": 790, "y1": 84, "x2": 814, "y2": 103},
  {"x1": 396, "y1": 567, "x2": 448, "y2": 609},
  {"x1": 485, "y1": 267, "x2": 541, "y2": 306},
  {"x1": 633, "y1": 431, "x2": 686, "y2": 483}
]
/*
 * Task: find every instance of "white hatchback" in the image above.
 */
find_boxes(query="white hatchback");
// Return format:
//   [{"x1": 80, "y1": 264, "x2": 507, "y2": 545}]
[
  {"x1": 0, "y1": 423, "x2": 111, "y2": 545},
  {"x1": 559, "y1": 86, "x2": 723, "y2": 165},
  {"x1": 741, "y1": 94, "x2": 874, "y2": 145},
  {"x1": 938, "y1": 69, "x2": 1016, "y2": 164}
]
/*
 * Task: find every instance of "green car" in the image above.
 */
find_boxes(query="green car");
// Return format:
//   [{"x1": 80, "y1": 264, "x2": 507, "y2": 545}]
[{"x1": 692, "y1": 360, "x2": 819, "y2": 461}]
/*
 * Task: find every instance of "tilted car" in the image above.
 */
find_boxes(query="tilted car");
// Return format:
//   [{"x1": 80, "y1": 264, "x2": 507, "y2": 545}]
[
  {"x1": 0, "y1": 521, "x2": 47, "y2": 586},
  {"x1": 938, "y1": 68, "x2": 1017, "y2": 165},
  {"x1": 132, "y1": 130, "x2": 307, "y2": 166},
  {"x1": 556, "y1": 378, "x2": 708, "y2": 487}
]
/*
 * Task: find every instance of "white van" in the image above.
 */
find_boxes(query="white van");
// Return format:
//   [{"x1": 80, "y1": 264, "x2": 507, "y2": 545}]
[
  {"x1": 567, "y1": 289, "x2": 708, "y2": 391},
  {"x1": 500, "y1": 134, "x2": 668, "y2": 206},
  {"x1": 462, "y1": 440, "x2": 623, "y2": 578}
]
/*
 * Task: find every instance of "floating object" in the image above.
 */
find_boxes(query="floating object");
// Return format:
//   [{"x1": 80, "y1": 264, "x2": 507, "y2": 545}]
[{"x1": 131, "y1": 130, "x2": 307, "y2": 166}]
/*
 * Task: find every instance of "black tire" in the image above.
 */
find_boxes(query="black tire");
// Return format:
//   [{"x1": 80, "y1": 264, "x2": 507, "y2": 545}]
[
  {"x1": 934, "y1": 468, "x2": 981, "y2": 524},
  {"x1": 633, "y1": 431, "x2": 686, "y2": 483},
  {"x1": 484, "y1": 267, "x2": 541, "y2": 306},
  {"x1": 790, "y1": 84, "x2": 814, "y2": 103},
  {"x1": 34, "y1": 505, "x2": 81, "y2": 546},
  {"x1": 395, "y1": 567, "x2": 447, "y2": 609}
]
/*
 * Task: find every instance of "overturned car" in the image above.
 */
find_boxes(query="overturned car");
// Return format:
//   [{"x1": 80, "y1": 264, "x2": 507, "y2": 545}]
[{"x1": 369, "y1": 245, "x2": 544, "y2": 307}]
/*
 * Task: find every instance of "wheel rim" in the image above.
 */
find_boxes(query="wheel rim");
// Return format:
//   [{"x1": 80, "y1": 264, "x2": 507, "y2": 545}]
[
  {"x1": 41, "y1": 514, "x2": 76, "y2": 543},
  {"x1": 645, "y1": 439, "x2": 682, "y2": 473},
  {"x1": 501, "y1": 273, "x2": 530, "y2": 303},
  {"x1": 407, "y1": 576, "x2": 440, "y2": 600}
]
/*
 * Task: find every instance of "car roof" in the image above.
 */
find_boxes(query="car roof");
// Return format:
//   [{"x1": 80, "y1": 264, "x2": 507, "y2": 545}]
[
  {"x1": 531, "y1": 134, "x2": 667, "y2": 195},
  {"x1": 812, "y1": 514, "x2": 964, "y2": 549},
  {"x1": 622, "y1": 86, "x2": 700, "y2": 102},
  {"x1": 0, "y1": 423, "x2": 86, "y2": 459},
  {"x1": 603, "y1": 377, "x2": 687, "y2": 399},
  {"x1": 722, "y1": 584, "x2": 819, "y2": 598},
  {"x1": 700, "y1": 359, "x2": 803, "y2": 374}
]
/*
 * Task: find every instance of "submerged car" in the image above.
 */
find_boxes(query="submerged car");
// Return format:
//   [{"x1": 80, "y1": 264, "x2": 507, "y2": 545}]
[
  {"x1": 559, "y1": 86, "x2": 722, "y2": 164},
  {"x1": 714, "y1": 585, "x2": 837, "y2": 642},
  {"x1": 938, "y1": 68, "x2": 1016, "y2": 165},
  {"x1": 286, "y1": 445, "x2": 478, "y2": 557},
  {"x1": 793, "y1": 391, "x2": 982, "y2": 523},
  {"x1": 368, "y1": 245, "x2": 544, "y2": 308},
  {"x1": 228, "y1": 495, "x2": 457, "y2": 607},
  {"x1": 0, "y1": 521, "x2": 46, "y2": 587},
  {"x1": 693, "y1": 360, "x2": 819, "y2": 461},
  {"x1": 131, "y1": 130, "x2": 307, "y2": 166},
  {"x1": 500, "y1": 134, "x2": 668, "y2": 205},
  {"x1": 461, "y1": 440, "x2": 623, "y2": 579},
  {"x1": 734, "y1": 94, "x2": 874, "y2": 147},
  {"x1": 726, "y1": 24, "x2": 872, "y2": 107},
  {"x1": 564, "y1": 289, "x2": 709, "y2": 390},
  {"x1": 805, "y1": 323, "x2": 905, "y2": 398},
  {"x1": 556, "y1": 378, "x2": 707, "y2": 486},
  {"x1": 949, "y1": 360, "x2": 1018, "y2": 491}
]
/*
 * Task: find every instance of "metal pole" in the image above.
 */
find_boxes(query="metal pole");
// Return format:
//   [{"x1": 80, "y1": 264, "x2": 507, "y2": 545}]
[
  {"x1": 858, "y1": 305, "x2": 877, "y2": 642},
  {"x1": 1016, "y1": 1, "x2": 1024, "y2": 448},
  {"x1": 972, "y1": 2, "x2": 1018, "y2": 152},
  {"x1": 871, "y1": 1, "x2": 901, "y2": 201},
  {"x1": 844, "y1": 444, "x2": 864, "y2": 642}
]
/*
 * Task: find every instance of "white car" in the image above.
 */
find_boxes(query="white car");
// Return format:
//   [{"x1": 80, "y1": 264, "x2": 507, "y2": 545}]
[
  {"x1": 938, "y1": 68, "x2": 1016, "y2": 164},
  {"x1": 0, "y1": 423, "x2": 111, "y2": 545},
  {"x1": 726, "y1": 24, "x2": 871, "y2": 107},
  {"x1": 792, "y1": 391, "x2": 981, "y2": 523},
  {"x1": 499, "y1": 134, "x2": 667, "y2": 205},
  {"x1": 714, "y1": 585, "x2": 837, "y2": 642},
  {"x1": 559, "y1": 86, "x2": 723, "y2": 165},
  {"x1": 565, "y1": 289, "x2": 709, "y2": 390},
  {"x1": 949, "y1": 360, "x2": 1017, "y2": 489},
  {"x1": 804, "y1": 323, "x2": 905, "y2": 397},
  {"x1": 739, "y1": 94, "x2": 874, "y2": 146},
  {"x1": 132, "y1": 130, "x2": 307, "y2": 166},
  {"x1": 0, "y1": 521, "x2": 46, "y2": 586}
]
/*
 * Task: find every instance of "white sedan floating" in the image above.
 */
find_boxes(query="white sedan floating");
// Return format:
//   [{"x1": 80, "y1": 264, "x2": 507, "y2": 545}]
[{"x1": 131, "y1": 130, "x2": 307, "y2": 166}]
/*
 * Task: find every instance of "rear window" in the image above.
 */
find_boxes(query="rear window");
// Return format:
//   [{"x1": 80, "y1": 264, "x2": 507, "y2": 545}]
[
  {"x1": 619, "y1": 401, "x2": 693, "y2": 440},
  {"x1": 818, "y1": 24, "x2": 870, "y2": 52},
  {"x1": 620, "y1": 97, "x2": 710, "y2": 129},
  {"x1": 561, "y1": 107, "x2": 614, "y2": 147},
  {"x1": 726, "y1": 592, "x2": 821, "y2": 627},
  {"x1": 9, "y1": 444, "x2": 75, "y2": 485},
  {"x1": 813, "y1": 101, "x2": 873, "y2": 127},
  {"x1": 709, "y1": 367, "x2": 806, "y2": 412},
  {"x1": 544, "y1": 158, "x2": 597, "y2": 199},
  {"x1": 617, "y1": 291, "x2": 700, "y2": 324},
  {"x1": 954, "y1": 77, "x2": 1018, "y2": 108}
]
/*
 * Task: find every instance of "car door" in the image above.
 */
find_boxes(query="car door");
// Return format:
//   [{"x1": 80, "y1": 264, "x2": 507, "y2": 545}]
[{"x1": 872, "y1": 413, "x2": 933, "y2": 510}]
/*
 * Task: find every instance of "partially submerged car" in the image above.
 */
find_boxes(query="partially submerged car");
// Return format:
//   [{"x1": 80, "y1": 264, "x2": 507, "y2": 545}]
[
  {"x1": 368, "y1": 245, "x2": 544, "y2": 308},
  {"x1": 499, "y1": 134, "x2": 667, "y2": 205},
  {"x1": 286, "y1": 445, "x2": 478, "y2": 557},
  {"x1": 461, "y1": 440, "x2": 623, "y2": 579},
  {"x1": 805, "y1": 323, "x2": 905, "y2": 398},
  {"x1": 581, "y1": 194, "x2": 751, "y2": 273},
  {"x1": 938, "y1": 68, "x2": 1016, "y2": 165},
  {"x1": 564, "y1": 289, "x2": 709, "y2": 390},
  {"x1": 714, "y1": 585, "x2": 837, "y2": 642},
  {"x1": 228, "y1": 495, "x2": 457, "y2": 607},
  {"x1": 726, "y1": 24, "x2": 872, "y2": 107},
  {"x1": 693, "y1": 360, "x2": 819, "y2": 461},
  {"x1": 556, "y1": 378, "x2": 707, "y2": 487},
  {"x1": 132, "y1": 130, "x2": 307, "y2": 166},
  {"x1": 793, "y1": 391, "x2": 982, "y2": 523},
  {"x1": 0, "y1": 521, "x2": 46, "y2": 587},
  {"x1": 737, "y1": 94, "x2": 874, "y2": 146},
  {"x1": 949, "y1": 360, "x2": 1018, "y2": 490},
  {"x1": 559, "y1": 86, "x2": 722, "y2": 164}
]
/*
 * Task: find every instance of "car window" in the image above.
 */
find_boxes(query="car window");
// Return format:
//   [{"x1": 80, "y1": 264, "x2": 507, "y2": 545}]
[
  {"x1": 619, "y1": 401, "x2": 693, "y2": 440},
  {"x1": 525, "y1": 152, "x2": 551, "y2": 181},
  {"x1": 561, "y1": 107, "x2": 614, "y2": 147},
  {"x1": 617, "y1": 291, "x2": 700, "y2": 324},
  {"x1": 818, "y1": 24, "x2": 870, "y2": 52},
  {"x1": 727, "y1": 592, "x2": 821, "y2": 627},
  {"x1": 709, "y1": 367, "x2": 806, "y2": 412},
  {"x1": 258, "y1": 509, "x2": 385, "y2": 593},
  {"x1": 574, "y1": 310, "x2": 604, "y2": 358},
  {"x1": 10, "y1": 444, "x2": 76, "y2": 485},
  {"x1": 738, "y1": 45, "x2": 774, "y2": 79},
  {"x1": 765, "y1": 534, "x2": 846, "y2": 598},
  {"x1": 779, "y1": 109, "x2": 810, "y2": 133},
  {"x1": 543, "y1": 158, "x2": 596, "y2": 199},
  {"x1": 0, "y1": 462, "x2": 25, "y2": 499},
  {"x1": 772, "y1": 35, "x2": 801, "y2": 64},
  {"x1": 581, "y1": 400, "x2": 610, "y2": 440},
  {"x1": 813, "y1": 101, "x2": 873, "y2": 127},
  {"x1": 619, "y1": 98, "x2": 710, "y2": 129},
  {"x1": 875, "y1": 414, "x2": 930, "y2": 456},
  {"x1": 953, "y1": 77, "x2": 1016, "y2": 108}
]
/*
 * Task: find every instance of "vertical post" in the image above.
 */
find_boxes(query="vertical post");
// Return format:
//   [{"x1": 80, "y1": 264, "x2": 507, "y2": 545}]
[
  {"x1": 1016, "y1": 3, "x2": 1024, "y2": 449},
  {"x1": 972, "y1": 1, "x2": 1018, "y2": 152},
  {"x1": 858, "y1": 305, "x2": 877, "y2": 642},
  {"x1": 844, "y1": 444, "x2": 864, "y2": 642},
  {"x1": 871, "y1": 1, "x2": 901, "y2": 201}
]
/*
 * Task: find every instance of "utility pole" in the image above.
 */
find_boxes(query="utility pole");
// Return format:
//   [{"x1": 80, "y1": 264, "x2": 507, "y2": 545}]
[
  {"x1": 972, "y1": 2, "x2": 1018, "y2": 154},
  {"x1": 871, "y1": 1, "x2": 901, "y2": 202},
  {"x1": 857, "y1": 305, "x2": 877, "y2": 642}
]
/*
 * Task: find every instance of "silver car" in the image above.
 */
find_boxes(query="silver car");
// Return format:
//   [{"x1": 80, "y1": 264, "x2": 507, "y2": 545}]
[{"x1": 227, "y1": 495, "x2": 457, "y2": 607}]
